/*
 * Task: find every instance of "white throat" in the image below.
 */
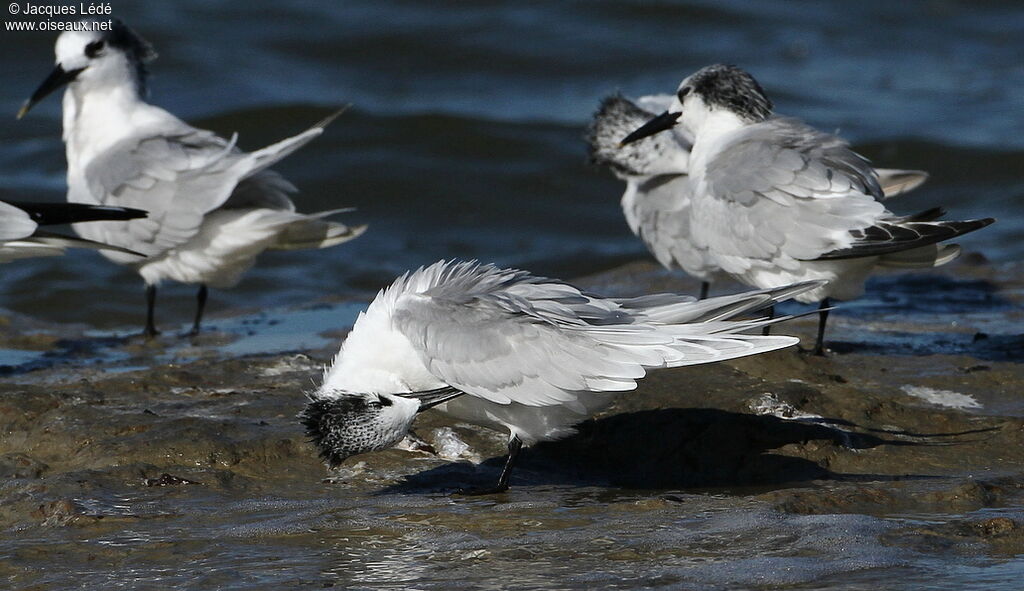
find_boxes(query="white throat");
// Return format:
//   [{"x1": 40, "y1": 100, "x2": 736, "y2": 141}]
[
  {"x1": 62, "y1": 81, "x2": 145, "y2": 167},
  {"x1": 684, "y1": 105, "x2": 751, "y2": 175}
]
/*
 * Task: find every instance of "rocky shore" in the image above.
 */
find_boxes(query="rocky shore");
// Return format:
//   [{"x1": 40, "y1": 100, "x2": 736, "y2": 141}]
[{"x1": 0, "y1": 258, "x2": 1021, "y2": 589}]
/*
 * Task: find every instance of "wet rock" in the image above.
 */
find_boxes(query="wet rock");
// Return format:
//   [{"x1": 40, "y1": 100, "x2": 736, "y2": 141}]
[
  {"x1": 0, "y1": 259, "x2": 1021, "y2": 586},
  {"x1": 144, "y1": 473, "x2": 202, "y2": 487}
]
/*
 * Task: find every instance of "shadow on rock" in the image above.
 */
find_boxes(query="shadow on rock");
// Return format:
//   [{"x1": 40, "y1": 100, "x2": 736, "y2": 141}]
[{"x1": 384, "y1": 408, "x2": 985, "y2": 494}]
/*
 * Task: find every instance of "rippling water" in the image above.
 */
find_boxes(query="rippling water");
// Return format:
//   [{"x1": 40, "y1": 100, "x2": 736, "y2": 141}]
[{"x1": 1, "y1": 0, "x2": 1021, "y2": 328}]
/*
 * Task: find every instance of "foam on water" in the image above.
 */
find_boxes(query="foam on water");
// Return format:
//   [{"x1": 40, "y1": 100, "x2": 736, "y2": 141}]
[{"x1": 901, "y1": 385, "x2": 983, "y2": 410}]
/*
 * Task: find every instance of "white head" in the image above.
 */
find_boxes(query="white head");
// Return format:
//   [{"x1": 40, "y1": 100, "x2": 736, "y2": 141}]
[
  {"x1": 18, "y1": 19, "x2": 156, "y2": 118},
  {"x1": 619, "y1": 64, "x2": 774, "y2": 146}
]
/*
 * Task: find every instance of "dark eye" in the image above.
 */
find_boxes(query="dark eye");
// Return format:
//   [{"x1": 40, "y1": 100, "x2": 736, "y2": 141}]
[
  {"x1": 85, "y1": 40, "x2": 105, "y2": 58},
  {"x1": 376, "y1": 396, "x2": 392, "y2": 407},
  {"x1": 677, "y1": 87, "x2": 691, "y2": 101}
]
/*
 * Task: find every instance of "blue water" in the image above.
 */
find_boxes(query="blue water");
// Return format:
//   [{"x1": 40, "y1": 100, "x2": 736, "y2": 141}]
[{"x1": 0, "y1": 0, "x2": 1021, "y2": 330}]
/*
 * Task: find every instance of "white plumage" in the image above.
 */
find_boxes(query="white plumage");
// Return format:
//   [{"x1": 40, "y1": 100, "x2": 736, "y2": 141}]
[
  {"x1": 306, "y1": 259, "x2": 823, "y2": 493},
  {"x1": 20, "y1": 21, "x2": 365, "y2": 334},
  {"x1": 588, "y1": 93, "x2": 931, "y2": 297},
  {"x1": 619, "y1": 65, "x2": 993, "y2": 353}
]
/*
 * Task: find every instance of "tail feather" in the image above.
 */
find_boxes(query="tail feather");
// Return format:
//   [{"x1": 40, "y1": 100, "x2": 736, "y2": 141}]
[
  {"x1": 660, "y1": 333, "x2": 799, "y2": 369},
  {"x1": 876, "y1": 168, "x2": 929, "y2": 198},
  {"x1": 269, "y1": 208, "x2": 367, "y2": 251},
  {"x1": 617, "y1": 280, "x2": 827, "y2": 324}
]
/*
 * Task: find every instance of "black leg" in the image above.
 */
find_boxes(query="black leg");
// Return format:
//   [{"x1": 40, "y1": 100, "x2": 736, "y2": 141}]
[
  {"x1": 762, "y1": 304, "x2": 774, "y2": 336},
  {"x1": 143, "y1": 284, "x2": 159, "y2": 338},
  {"x1": 699, "y1": 281, "x2": 710, "y2": 301},
  {"x1": 813, "y1": 298, "x2": 831, "y2": 356},
  {"x1": 456, "y1": 435, "x2": 523, "y2": 496},
  {"x1": 188, "y1": 284, "x2": 208, "y2": 336}
]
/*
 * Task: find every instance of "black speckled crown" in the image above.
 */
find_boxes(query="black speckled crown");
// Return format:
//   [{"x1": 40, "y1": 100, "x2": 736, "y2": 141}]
[
  {"x1": 88, "y1": 18, "x2": 157, "y2": 94},
  {"x1": 687, "y1": 64, "x2": 773, "y2": 122},
  {"x1": 299, "y1": 395, "x2": 386, "y2": 468}
]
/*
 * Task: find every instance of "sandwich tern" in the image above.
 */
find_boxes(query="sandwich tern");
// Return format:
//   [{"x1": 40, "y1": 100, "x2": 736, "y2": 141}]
[
  {"x1": 620, "y1": 65, "x2": 994, "y2": 354},
  {"x1": 587, "y1": 93, "x2": 930, "y2": 301},
  {"x1": 0, "y1": 200, "x2": 145, "y2": 262},
  {"x1": 19, "y1": 20, "x2": 366, "y2": 336},
  {"x1": 301, "y1": 259, "x2": 823, "y2": 495}
]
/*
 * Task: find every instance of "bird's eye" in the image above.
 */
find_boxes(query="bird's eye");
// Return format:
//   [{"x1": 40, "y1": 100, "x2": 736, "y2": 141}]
[
  {"x1": 677, "y1": 87, "x2": 691, "y2": 101},
  {"x1": 377, "y1": 396, "x2": 392, "y2": 407},
  {"x1": 84, "y1": 40, "x2": 105, "y2": 58}
]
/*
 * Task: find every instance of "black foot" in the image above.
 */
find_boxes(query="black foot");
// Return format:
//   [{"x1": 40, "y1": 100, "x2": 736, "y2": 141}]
[
  {"x1": 190, "y1": 285, "x2": 208, "y2": 337},
  {"x1": 454, "y1": 484, "x2": 510, "y2": 496},
  {"x1": 453, "y1": 435, "x2": 522, "y2": 497},
  {"x1": 813, "y1": 298, "x2": 831, "y2": 357},
  {"x1": 142, "y1": 326, "x2": 160, "y2": 339},
  {"x1": 762, "y1": 304, "x2": 774, "y2": 336}
]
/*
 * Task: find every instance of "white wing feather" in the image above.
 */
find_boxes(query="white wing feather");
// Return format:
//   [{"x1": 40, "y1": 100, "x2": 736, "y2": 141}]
[
  {"x1": 388, "y1": 261, "x2": 803, "y2": 408},
  {"x1": 76, "y1": 117, "x2": 331, "y2": 257}
]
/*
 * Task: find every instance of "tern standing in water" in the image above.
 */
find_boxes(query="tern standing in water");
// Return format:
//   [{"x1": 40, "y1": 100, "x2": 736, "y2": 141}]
[
  {"x1": 587, "y1": 93, "x2": 930, "y2": 301},
  {"x1": 0, "y1": 200, "x2": 146, "y2": 263},
  {"x1": 301, "y1": 259, "x2": 823, "y2": 495},
  {"x1": 620, "y1": 65, "x2": 993, "y2": 354},
  {"x1": 18, "y1": 20, "x2": 365, "y2": 336}
]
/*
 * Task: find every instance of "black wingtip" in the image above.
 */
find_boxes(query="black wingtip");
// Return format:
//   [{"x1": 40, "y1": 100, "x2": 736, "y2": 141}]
[{"x1": 814, "y1": 216, "x2": 996, "y2": 261}]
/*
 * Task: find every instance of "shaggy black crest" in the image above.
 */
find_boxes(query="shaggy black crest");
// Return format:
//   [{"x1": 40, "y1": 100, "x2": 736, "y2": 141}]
[
  {"x1": 686, "y1": 64, "x2": 773, "y2": 122},
  {"x1": 299, "y1": 396, "x2": 374, "y2": 468},
  {"x1": 95, "y1": 18, "x2": 157, "y2": 95},
  {"x1": 585, "y1": 93, "x2": 652, "y2": 170}
]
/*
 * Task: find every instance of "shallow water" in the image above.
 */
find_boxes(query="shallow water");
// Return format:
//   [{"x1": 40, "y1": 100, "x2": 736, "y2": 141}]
[
  {"x1": 1, "y1": 2, "x2": 1023, "y2": 590},
  {"x1": 0, "y1": 0, "x2": 1021, "y2": 328}
]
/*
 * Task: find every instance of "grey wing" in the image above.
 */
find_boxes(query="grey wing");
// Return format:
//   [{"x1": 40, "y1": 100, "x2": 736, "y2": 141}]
[
  {"x1": 81, "y1": 127, "x2": 249, "y2": 255},
  {"x1": 391, "y1": 288, "x2": 660, "y2": 409},
  {"x1": 390, "y1": 264, "x2": 794, "y2": 408},
  {"x1": 625, "y1": 175, "x2": 717, "y2": 278},
  {"x1": 0, "y1": 201, "x2": 36, "y2": 241},
  {"x1": 696, "y1": 118, "x2": 888, "y2": 268},
  {"x1": 222, "y1": 169, "x2": 298, "y2": 211}
]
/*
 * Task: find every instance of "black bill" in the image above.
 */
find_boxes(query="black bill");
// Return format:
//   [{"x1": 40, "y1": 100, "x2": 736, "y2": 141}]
[
  {"x1": 17, "y1": 64, "x2": 85, "y2": 119},
  {"x1": 399, "y1": 386, "x2": 465, "y2": 410},
  {"x1": 619, "y1": 110, "x2": 681, "y2": 146}
]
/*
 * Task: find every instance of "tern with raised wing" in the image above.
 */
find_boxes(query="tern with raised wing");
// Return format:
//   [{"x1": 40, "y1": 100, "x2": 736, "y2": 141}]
[
  {"x1": 19, "y1": 20, "x2": 366, "y2": 336},
  {"x1": 301, "y1": 259, "x2": 824, "y2": 495},
  {"x1": 619, "y1": 65, "x2": 993, "y2": 354}
]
